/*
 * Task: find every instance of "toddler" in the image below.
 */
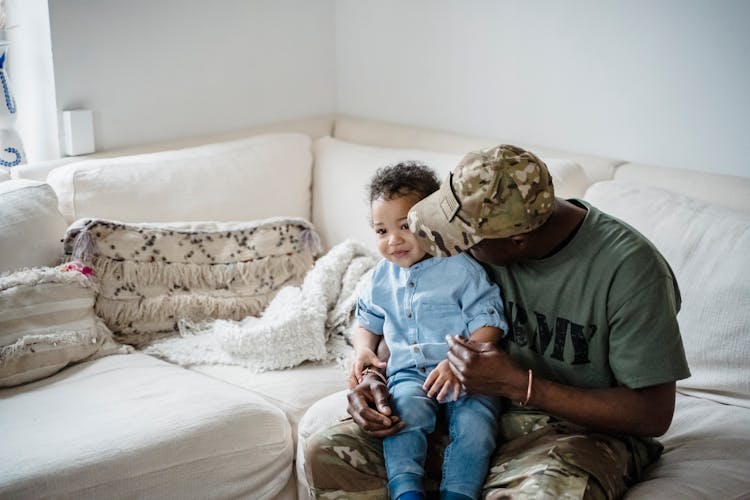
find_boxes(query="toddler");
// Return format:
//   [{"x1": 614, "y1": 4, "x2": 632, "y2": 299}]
[{"x1": 351, "y1": 161, "x2": 507, "y2": 500}]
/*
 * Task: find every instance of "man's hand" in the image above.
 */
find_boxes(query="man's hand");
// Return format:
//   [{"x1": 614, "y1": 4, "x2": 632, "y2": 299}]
[
  {"x1": 423, "y1": 359, "x2": 463, "y2": 402},
  {"x1": 347, "y1": 372, "x2": 405, "y2": 438},
  {"x1": 445, "y1": 335, "x2": 527, "y2": 401}
]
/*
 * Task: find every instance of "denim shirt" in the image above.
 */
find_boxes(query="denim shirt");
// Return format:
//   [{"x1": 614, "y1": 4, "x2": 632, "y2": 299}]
[{"x1": 357, "y1": 253, "x2": 508, "y2": 378}]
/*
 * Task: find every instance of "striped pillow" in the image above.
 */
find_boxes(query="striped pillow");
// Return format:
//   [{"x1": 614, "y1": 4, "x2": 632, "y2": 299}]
[{"x1": 0, "y1": 263, "x2": 130, "y2": 387}]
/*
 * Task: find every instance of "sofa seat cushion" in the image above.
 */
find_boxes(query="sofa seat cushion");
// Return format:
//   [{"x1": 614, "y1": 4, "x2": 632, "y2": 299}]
[
  {"x1": 584, "y1": 180, "x2": 750, "y2": 408},
  {"x1": 0, "y1": 353, "x2": 293, "y2": 499},
  {"x1": 624, "y1": 393, "x2": 750, "y2": 499},
  {"x1": 192, "y1": 361, "x2": 347, "y2": 446}
]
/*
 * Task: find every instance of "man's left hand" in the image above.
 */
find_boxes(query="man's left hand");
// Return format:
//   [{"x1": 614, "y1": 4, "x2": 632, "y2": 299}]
[{"x1": 446, "y1": 335, "x2": 527, "y2": 401}]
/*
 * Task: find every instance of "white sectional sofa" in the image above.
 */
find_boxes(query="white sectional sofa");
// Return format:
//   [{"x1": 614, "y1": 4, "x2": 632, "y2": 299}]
[{"x1": 1, "y1": 116, "x2": 748, "y2": 499}]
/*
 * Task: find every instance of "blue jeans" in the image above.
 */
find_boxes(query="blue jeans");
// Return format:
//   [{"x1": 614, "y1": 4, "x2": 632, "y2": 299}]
[{"x1": 384, "y1": 369, "x2": 502, "y2": 500}]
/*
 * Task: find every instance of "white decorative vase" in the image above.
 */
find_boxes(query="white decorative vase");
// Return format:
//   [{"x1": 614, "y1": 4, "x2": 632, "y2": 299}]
[
  {"x1": 0, "y1": 40, "x2": 25, "y2": 169},
  {"x1": 0, "y1": 127, "x2": 23, "y2": 167}
]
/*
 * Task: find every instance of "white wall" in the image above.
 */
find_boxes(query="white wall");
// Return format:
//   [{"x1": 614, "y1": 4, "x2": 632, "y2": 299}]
[
  {"x1": 335, "y1": 0, "x2": 750, "y2": 178},
  {"x1": 48, "y1": 0, "x2": 336, "y2": 152},
  {"x1": 25, "y1": 0, "x2": 750, "y2": 178}
]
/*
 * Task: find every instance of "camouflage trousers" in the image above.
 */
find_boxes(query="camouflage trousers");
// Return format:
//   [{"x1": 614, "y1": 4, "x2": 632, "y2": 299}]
[{"x1": 304, "y1": 411, "x2": 636, "y2": 500}]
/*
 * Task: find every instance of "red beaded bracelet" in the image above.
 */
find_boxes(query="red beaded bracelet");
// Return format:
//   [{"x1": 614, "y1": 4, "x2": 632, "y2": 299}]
[{"x1": 361, "y1": 367, "x2": 387, "y2": 384}]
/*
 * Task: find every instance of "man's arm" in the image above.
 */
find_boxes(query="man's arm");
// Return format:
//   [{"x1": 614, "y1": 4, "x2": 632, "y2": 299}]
[{"x1": 446, "y1": 336, "x2": 676, "y2": 437}]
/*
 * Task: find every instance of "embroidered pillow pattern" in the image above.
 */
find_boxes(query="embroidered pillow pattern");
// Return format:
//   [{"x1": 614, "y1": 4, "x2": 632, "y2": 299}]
[{"x1": 63, "y1": 217, "x2": 321, "y2": 347}]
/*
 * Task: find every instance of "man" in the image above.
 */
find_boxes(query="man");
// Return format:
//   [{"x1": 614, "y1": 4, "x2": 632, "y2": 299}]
[{"x1": 305, "y1": 144, "x2": 690, "y2": 499}]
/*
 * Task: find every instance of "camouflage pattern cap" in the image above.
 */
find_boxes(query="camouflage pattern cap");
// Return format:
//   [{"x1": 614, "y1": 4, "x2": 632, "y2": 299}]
[{"x1": 408, "y1": 144, "x2": 555, "y2": 257}]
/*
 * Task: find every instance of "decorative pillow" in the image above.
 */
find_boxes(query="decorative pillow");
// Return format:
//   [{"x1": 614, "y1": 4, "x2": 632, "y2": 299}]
[
  {"x1": 63, "y1": 217, "x2": 321, "y2": 347},
  {"x1": 312, "y1": 137, "x2": 586, "y2": 251},
  {"x1": 0, "y1": 180, "x2": 68, "y2": 275},
  {"x1": 47, "y1": 133, "x2": 313, "y2": 224},
  {"x1": 0, "y1": 262, "x2": 130, "y2": 387},
  {"x1": 584, "y1": 180, "x2": 750, "y2": 408}
]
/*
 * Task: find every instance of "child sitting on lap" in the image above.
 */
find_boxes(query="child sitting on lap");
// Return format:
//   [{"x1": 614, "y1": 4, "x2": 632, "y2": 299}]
[{"x1": 351, "y1": 161, "x2": 508, "y2": 500}]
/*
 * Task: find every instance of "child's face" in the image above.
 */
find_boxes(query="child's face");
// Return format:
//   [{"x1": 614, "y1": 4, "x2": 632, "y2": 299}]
[{"x1": 371, "y1": 194, "x2": 428, "y2": 268}]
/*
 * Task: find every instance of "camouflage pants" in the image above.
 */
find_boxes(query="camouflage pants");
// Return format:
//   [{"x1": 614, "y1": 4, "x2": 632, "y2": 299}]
[{"x1": 304, "y1": 411, "x2": 635, "y2": 500}]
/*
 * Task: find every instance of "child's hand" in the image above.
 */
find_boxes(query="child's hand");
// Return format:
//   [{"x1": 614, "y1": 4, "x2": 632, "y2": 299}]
[
  {"x1": 348, "y1": 348, "x2": 387, "y2": 389},
  {"x1": 423, "y1": 359, "x2": 464, "y2": 403}
]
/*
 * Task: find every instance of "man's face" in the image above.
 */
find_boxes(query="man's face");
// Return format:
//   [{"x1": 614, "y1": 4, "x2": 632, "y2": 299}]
[{"x1": 468, "y1": 237, "x2": 526, "y2": 266}]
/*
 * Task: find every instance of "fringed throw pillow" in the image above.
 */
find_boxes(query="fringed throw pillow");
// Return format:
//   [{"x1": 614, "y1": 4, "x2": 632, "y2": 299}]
[
  {"x1": 63, "y1": 217, "x2": 321, "y2": 346},
  {"x1": 0, "y1": 262, "x2": 130, "y2": 387}
]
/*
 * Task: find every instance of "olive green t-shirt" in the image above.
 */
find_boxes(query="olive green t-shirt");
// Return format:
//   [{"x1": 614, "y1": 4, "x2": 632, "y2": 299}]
[{"x1": 487, "y1": 200, "x2": 690, "y2": 469}]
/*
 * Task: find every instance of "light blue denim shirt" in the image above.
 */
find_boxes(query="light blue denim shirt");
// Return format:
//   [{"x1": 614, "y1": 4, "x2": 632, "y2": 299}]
[{"x1": 357, "y1": 253, "x2": 508, "y2": 378}]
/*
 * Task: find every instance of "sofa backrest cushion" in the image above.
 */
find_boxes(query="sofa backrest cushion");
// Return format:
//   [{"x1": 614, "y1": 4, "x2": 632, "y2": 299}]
[
  {"x1": 0, "y1": 180, "x2": 68, "y2": 274},
  {"x1": 0, "y1": 264, "x2": 128, "y2": 387},
  {"x1": 584, "y1": 180, "x2": 750, "y2": 408},
  {"x1": 614, "y1": 162, "x2": 750, "y2": 212},
  {"x1": 312, "y1": 137, "x2": 588, "y2": 251},
  {"x1": 333, "y1": 115, "x2": 618, "y2": 184},
  {"x1": 313, "y1": 138, "x2": 461, "y2": 250},
  {"x1": 47, "y1": 133, "x2": 313, "y2": 224}
]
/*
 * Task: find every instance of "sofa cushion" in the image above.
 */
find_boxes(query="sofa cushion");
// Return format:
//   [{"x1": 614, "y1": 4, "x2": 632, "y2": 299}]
[
  {"x1": 47, "y1": 133, "x2": 313, "y2": 224},
  {"x1": 312, "y1": 137, "x2": 587, "y2": 251},
  {"x1": 192, "y1": 361, "x2": 348, "y2": 446},
  {"x1": 0, "y1": 263, "x2": 129, "y2": 387},
  {"x1": 624, "y1": 393, "x2": 750, "y2": 499},
  {"x1": 584, "y1": 180, "x2": 750, "y2": 407},
  {"x1": 614, "y1": 162, "x2": 750, "y2": 212},
  {"x1": 63, "y1": 217, "x2": 320, "y2": 346},
  {"x1": 0, "y1": 352, "x2": 293, "y2": 499},
  {"x1": 0, "y1": 180, "x2": 68, "y2": 274},
  {"x1": 333, "y1": 116, "x2": 617, "y2": 183}
]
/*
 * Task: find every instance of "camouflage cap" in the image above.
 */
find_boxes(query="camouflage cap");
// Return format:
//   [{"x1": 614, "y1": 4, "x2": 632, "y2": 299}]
[{"x1": 408, "y1": 144, "x2": 555, "y2": 257}]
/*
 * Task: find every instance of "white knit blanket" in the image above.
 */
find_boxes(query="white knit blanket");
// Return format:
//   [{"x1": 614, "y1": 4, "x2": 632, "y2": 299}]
[{"x1": 142, "y1": 240, "x2": 378, "y2": 371}]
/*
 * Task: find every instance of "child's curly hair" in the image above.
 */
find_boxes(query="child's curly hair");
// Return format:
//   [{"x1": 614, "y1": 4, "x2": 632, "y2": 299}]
[{"x1": 367, "y1": 161, "x2": 441, "y2": 203}]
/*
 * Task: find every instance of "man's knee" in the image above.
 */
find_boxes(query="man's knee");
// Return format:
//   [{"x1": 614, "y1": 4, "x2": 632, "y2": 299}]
[
  {"x1": 484, "y1": 418, "x2": 632, "y2": 500},
  {"x1": 303, "y1": 430, "x2": 330, "y2": 480},
  {"x1": 303, "y1": 420, "x2": 388, "y2": 493},
  {"x1": 304, "y1": 422, "x2": 367, "y2": 485}
]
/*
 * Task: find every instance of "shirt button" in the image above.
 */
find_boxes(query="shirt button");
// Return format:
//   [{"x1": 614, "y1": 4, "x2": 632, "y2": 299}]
[
  {"x1": 488, "y1": 308, "x2": 495, "y2": 314},
  {"x1": 419, "y1": 367, "x2": 426, "y2": 373},
  {"x1": 408, "y1": 282, "x2": 415, "y2": 288},
  {"x1": 406, "y1": 312, "x2": 412, "y2": 318},
  {"x1": 413, "y1": 346, "x2": 420, "y2": 353}
]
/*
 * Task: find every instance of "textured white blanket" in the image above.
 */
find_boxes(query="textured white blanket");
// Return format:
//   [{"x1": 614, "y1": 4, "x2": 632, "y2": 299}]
[{"x1": 143, "y1": 240, "x2": 379, "y2": 371}]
